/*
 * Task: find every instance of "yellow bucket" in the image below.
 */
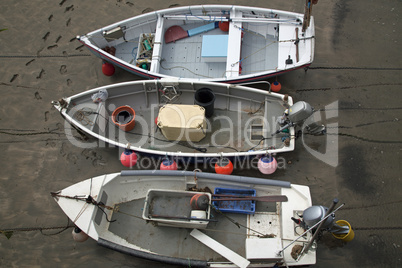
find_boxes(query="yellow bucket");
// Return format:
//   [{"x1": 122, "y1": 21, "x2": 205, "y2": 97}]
[{"x1": 332, "y1": 220, "x2": 355, "y2": 242}]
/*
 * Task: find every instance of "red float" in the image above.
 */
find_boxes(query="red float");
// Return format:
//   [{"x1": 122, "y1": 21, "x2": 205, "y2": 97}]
[
  {"x1": 120, "y1": 149, "x2": 138, "y2": 167},
  {"x1": 214, "y1": 158, "x2": 233, "y2": 175},
  {"x1": 160, "y1": 158, "x2": 178, "y2": 170},
  {"x1": 271, "y1": 81, "x2": 282, "y2": 92},
  {"x1": 102, "y1": 62, "x2": 115, "y2": 76},
  {"x1": 219, "y1": 21, "x2": 229, "y2": 32}
]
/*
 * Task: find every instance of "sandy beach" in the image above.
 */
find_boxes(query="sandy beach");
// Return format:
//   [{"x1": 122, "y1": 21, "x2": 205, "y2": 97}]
[{"x1": 0, "y1": 0, "x2": 401, "y2": 267}]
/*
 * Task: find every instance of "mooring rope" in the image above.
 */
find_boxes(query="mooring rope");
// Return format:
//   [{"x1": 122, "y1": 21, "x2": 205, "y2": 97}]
[{"x1": 0, "y1": 217, "x2": 75, "y2": 239}]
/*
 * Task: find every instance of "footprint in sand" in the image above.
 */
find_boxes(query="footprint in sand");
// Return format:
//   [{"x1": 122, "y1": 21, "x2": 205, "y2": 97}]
[
  {"x1": 67, "y1": 153, "x2": 78, "y2": 164},
  {"x1": 65, "y1": 5, "x2": 74, "y2": 12},
  {"x1": 10, "y1": 74, "x2": 18, "y2": 83},
  {"x1": 56, "y1": 35, "x2": 62, "y2": 43},
  {"x1": 43, "y1": 32, "x2": 50, "y2": 41},
  {"x1": 66, "y1": 18, "x2": 71, "y2": 27},
  {"x1": 56, "y1": 123, "x2": 63, "y2": 131},
  {"x1": 47, "y1": 45, "x2": 58, "y2": 50},
  {"x1": 35, "y1": 91, "x2": 42, "y2": 100},
  {"x1": 59, "y1": 65, "x2": 67, "y2": 74},
  {"x1": 36, "y1": 69, "x2": 45, "y2": 79},
  {"x1": 48, "y1": 14, "x2": 53, "y2": 22},
  {"x1": 60, "y1": 143, "x2": 66, "y2": 156},
  {"x1": 46, "y1": 139, "x2": 57, "y2": 148},
  {"x1": 26, "y1": 59, "x2": 35, "y2": 66},
  {"x1": 67, "y1": 79, "x2": 72, "y2": 86},
  {"x1": 142, "y1": 8, "x2": 153, "y2": 14},
  {"x1": 44, "y1": 111, "x2": 49, "y2": 122},
  {"x1": 81, "y1": 149, "x2": 107, "y2": 167}
]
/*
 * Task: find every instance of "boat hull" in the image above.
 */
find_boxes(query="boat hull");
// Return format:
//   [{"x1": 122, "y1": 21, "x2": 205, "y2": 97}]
[
  {"x1": 53, "y1": 170, "x2": 316, "y2": 267},
  {"x1": 54, "y1": 79, "x2": 296, "y2": 161},
  {"x1": 78, "y1": 5, "x2": 315, "y2": 83}
]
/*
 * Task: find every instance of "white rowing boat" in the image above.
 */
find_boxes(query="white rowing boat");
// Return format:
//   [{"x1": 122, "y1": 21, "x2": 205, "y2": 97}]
[
  {"x1": 52, "y1": 170, "x2": 316, "y2": 267},
  {"x1": 77, "y1": 5, "x2": 315, "y2": 83},
  {"x1": 53, "y1": 79, "x2": 324, "y2": 163}
]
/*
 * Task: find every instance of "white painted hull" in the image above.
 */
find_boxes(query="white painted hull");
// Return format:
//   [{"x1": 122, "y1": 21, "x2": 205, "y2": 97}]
[
  {"x1": 78, "y1": 5, "x2": 314, "y2": 83},
  {"x1": 54, "y1": 79, "x2": 296, "y2": 161},
  {"x1": 53, "y1": 170, "x2": 316, "y2": 267}
]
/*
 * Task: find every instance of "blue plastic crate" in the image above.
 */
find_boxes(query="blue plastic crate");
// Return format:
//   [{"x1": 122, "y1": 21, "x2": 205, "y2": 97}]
[{"x1": 212, "y1": 188, "x2": 256, "y2": 215}]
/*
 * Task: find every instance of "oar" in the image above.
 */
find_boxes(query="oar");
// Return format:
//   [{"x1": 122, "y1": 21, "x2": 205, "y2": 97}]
[
  {"x1": 212, "y1": 195, "x2": 288, "y2": 202},
  {"x1": 295, "y1": 27, "x2": 300, "y2": 62},
  {"x1": 150, "y1": 214, "x2": 218, "y2": 222}
]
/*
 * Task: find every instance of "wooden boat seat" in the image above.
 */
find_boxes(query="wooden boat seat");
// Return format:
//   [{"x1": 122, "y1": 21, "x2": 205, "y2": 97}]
[
  {"x1": 150, "y1": 14, "x2": 164, "y2": 73},
  {"x1": 277, "y1": 24, "x2": 299, "y2": 69},
  {"x1": 225, "y1": 9, "x2": 243, "y2": 78}
]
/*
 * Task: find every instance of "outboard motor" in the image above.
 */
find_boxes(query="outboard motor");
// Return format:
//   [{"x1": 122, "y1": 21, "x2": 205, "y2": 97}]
[
  {"x1": 285, "y1": 199, "x2": 354, "y2": 260},
  {"x1": 302, "y1": 205, "x2": 335, "y2": 230},
  {"x1": 295, "y1": 202, "x2": 354, "y2": 242},
  {"x1": 286, "y1": 199, "x2": 354, "y2": 260},
  {"x1": 273, "y1": 101, "x2": 326, "y2": 136}
]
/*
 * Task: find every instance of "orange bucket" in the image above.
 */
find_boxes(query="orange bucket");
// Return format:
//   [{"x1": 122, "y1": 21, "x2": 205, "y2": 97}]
[{"x1": 112, "y1": 106, "x2": 136, "y2": 131}]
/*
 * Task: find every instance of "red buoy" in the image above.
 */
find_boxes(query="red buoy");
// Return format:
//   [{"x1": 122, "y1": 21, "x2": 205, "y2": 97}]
[
  {"x1": 271, "y1": 81, "x2": 281, "y2": 92},
  {"x1": 160, "y1": 158, "x2": 178, "y2": 170},
  {"x1": 215, "y1": 158, "x2": 233, "y2": 175},
  {"x1": 102, "y1": 62, "x2": 115, "y2": 76},
  {"x1": 155, "y1": 117, "x2": 158, "y2": 126},
  {"x1": 219, "y1": 21, "x2": 229, "y2": 32},
  {"x1": 258, "y1": 155, "x2": 277, "y2": 174},
  {"x1": 120, "y1": 149, "x2": 137, "y2": 167}
]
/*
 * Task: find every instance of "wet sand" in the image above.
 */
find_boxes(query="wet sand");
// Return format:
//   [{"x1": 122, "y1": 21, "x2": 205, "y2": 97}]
[{"x1": 0, "y1": 0, "x2": 401, "y2": 267}]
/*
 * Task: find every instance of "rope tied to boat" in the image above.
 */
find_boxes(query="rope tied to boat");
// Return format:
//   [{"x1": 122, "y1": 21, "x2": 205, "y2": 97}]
[
  {"x1": 0, "y1": 217, "x2": 75, "y2": 239},
  {"x1": 51, "y1": 192, "x2": 116, "y2": 222},
  {"x1": 74, "y1": 108, "x2": 96, "y2": 126}
]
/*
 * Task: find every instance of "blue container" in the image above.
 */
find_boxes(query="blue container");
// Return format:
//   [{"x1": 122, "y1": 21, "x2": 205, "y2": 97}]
[{"x1": 212, "y1": 188, "x2": 256, "y2": 215}]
